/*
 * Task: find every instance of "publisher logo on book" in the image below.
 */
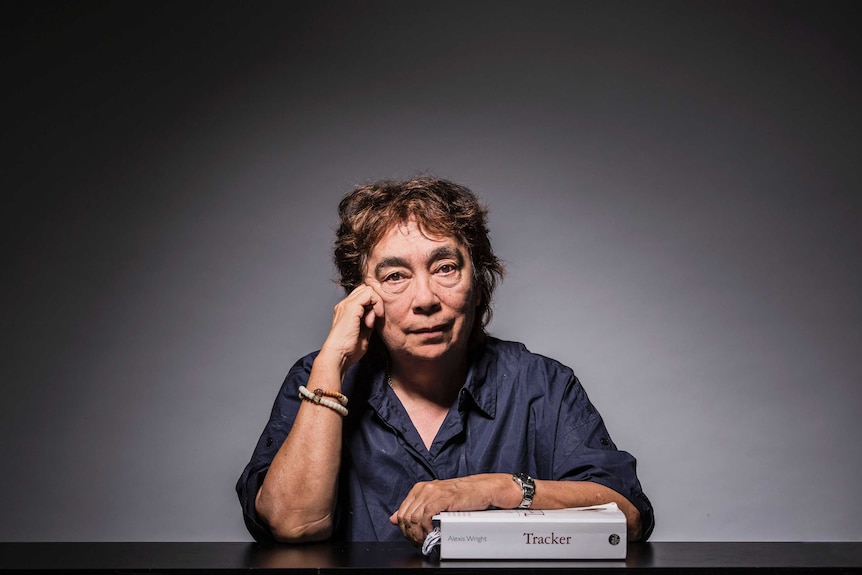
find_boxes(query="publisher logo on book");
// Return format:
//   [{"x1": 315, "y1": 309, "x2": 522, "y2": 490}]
[{"x1": 608, "y1": 534, "x2": 621, "y2": 546}]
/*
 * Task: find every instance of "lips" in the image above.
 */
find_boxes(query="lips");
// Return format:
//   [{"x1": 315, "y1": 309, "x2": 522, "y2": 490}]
[{"x1": 411, "y1": 323, "x2": 450, "y2": 334}]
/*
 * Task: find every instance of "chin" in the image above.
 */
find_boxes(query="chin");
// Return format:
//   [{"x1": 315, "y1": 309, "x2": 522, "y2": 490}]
[
  {"x1": 411, "y1": 348, "x2": 453, "y2": 362},
  {"x1": 382, "y1": 327, "x2": 472, "y2": 364},
  {"x1": 407, "y1": 337, "x2": 470, "y2": 362}
]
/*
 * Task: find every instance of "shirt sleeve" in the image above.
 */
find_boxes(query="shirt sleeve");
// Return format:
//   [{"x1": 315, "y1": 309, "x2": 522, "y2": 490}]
[
  {"x1": 552, "y1": 373, "x2": 655, "y2": 540},
  {"x1": 235, "y1": 353, "x2": 316, "y2": 543}
]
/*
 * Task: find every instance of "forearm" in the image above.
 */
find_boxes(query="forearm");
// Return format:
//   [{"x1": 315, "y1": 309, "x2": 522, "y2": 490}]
[
  {"x1": 392, "y1": 473, "x2": 643, "y2": 546},
  {"x1": 489, "y1": 475, "x2": 642, "y2": 541},
  {"x1": 255, "y1": 355, "x2": 345, "y2": 542},
  {"x1": 533, "y1": 479, "x2": 642, "y2": 540}
]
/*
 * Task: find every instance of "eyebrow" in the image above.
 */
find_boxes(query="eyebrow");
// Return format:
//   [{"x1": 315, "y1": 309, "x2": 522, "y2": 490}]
[
  {"x1": 373, "y1": 246, "x2": 464, "y2": 275},
  {"x1": 374, "y1": 256, "x2": 410, "y2": 274}
]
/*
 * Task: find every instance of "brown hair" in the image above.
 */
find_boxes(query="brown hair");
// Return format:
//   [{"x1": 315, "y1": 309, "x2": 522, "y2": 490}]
[{"x1": 334, "y1": 176, "x2": 504, "y2": 331}]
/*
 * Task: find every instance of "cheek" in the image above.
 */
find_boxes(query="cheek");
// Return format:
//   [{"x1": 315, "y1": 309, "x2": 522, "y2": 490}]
[
  {"x1": 378, "y1": 297, "x2": 408, "y2": 326},
  {"x1": 444, "y1": 287, "x2": 478, "y2": 315}
]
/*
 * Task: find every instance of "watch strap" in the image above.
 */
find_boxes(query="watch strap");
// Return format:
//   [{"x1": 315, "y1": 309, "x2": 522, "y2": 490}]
[{"x1": 512, "y1": 472, "x2": 535, "y2": 509}]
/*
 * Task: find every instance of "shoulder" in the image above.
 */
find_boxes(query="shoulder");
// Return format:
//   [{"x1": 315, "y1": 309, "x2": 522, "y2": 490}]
[
  {"x1": 483, "y1": 337, "x2": 573, "y2": 371},
  {"x1": 277, "y1": 350, "x2": 320, "y2": 390},
  {"x1": 483, "y1": 339, "x2": 602, "y2": 429},
  {"x1": 288, "y1": 349, "x2": 320, "y2": 373},
  {"x1": 480, "y1": 337, "x2": 578, "y2": 388},
  {"x1": 282, "y1": 348, "x2": 384, "y2": 399}
]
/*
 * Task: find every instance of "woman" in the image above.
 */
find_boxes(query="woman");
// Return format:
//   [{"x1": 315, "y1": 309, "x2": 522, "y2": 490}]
[{"x1": 237, "y1": 176, "x2": 654, "y2": 545}]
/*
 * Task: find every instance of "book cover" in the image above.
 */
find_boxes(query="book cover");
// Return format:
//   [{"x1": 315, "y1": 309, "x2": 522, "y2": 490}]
[{"x1": 435, "y1": 503, "x2": 627, "y2": 560}]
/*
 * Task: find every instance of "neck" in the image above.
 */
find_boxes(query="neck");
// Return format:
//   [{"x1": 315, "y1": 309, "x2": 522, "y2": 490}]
[{"x1": 388, "y1": 352, "x2": 468, "y2": 407}]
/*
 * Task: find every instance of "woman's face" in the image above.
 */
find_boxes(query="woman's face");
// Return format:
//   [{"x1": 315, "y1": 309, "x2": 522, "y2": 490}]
[{"x1": 364, "y1": 218, "x2": 478, "y2": 365}]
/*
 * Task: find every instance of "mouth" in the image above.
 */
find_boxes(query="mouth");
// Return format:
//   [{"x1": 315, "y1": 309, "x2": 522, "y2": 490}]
[{"x1": 411, "y1": 323, "x2": 450, "y2": 335}]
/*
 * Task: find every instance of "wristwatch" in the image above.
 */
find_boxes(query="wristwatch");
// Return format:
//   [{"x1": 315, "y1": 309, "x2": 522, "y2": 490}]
[{"x1": 512, "y1": 472, "x2": 535, "y2": 509}]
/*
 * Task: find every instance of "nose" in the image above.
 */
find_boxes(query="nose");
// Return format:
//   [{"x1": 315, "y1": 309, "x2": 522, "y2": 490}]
[{"x1": 411, "y1": 274, "x2": 441, "y2": 315}]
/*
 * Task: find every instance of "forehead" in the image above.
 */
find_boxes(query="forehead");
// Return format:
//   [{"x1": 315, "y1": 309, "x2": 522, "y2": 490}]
[{"x1": 368, "y1": 219, "x2": 466, "y2": 261}]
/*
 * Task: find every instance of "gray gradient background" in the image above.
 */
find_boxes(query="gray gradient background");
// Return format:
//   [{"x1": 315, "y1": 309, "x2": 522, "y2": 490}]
[{"x1": 2, "y1": 1, "x2": 860, "y2": 542}]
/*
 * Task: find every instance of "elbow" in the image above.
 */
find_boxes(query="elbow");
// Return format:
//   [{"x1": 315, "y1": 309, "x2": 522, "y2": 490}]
[
  {"x1": 625, "y1": 506, "x2": 643, "y2": 542},
  {"x1": 270, "y1": 515, "x2": 334, "y2": 543},
  {"x1": 256, "y1": 490, "x2": 334, "y2": 543}
]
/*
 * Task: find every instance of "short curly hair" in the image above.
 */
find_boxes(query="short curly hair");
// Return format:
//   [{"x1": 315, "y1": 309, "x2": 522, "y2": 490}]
[{"x1": 334, "y1": 176, "x2": 504, "y2": 331}]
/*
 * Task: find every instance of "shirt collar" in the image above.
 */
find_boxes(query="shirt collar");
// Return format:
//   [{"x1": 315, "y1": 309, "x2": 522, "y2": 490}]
[
  {"x1": 363, "y1": 338, "x2": 501, "y2": 420},
  {"x1": 458, "y1": 337, "x2": 499, "y2": 419}
]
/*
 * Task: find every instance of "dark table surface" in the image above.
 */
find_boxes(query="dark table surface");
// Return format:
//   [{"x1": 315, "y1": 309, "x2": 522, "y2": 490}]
[{"x1": 1, "y1": 541, "x2": 861, "y2": 573}]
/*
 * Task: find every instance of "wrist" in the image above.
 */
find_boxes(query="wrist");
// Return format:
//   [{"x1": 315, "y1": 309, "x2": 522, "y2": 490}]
[
  {"x1": 311, "y1": 351, "x2": 348, "y2": 386},
  {"x1": 488, "y1": 473, "x2": 526, "y2": 509},
  {"x1": 511, "y1": 473, "x2": 536, "y2": 509}
]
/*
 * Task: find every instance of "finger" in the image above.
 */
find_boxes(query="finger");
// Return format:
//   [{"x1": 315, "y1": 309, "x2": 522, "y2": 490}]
[
  {"x1": 393, "y1": 482, "x2": 442, "y2": 545},
  {"x1": 402, "y1": 516, "x2": 424, "y2": 547},
  {"x1": 404, "y1": 502, "x2": 434, "y2": 543},
  {"x1": 341, "y1": 284, "x2": 375, "y2": 311},
  {"x1": 402, "y1": 501, "x2": 432, "y2": 545},
  {"x1": 354, "y1": 290, "x2": 382, "y2": 331},
  {"x1": 392, "y1": 497, "x2": 417, "y2": 542},
  {"x1": 362, "y1": 306, "x2": 377, "y2": 330},
  {"x1": 333, "y1": 286, "x2": 378, "y2": 328},
  {"x1": 418, "y1": 507, "x2": 435, "y2": 538},
  {"x1": 396, "y1": 515, "x2": 413, "y2": 544},
  {"x1": 361, "y1": 284, "x2": 384, "y2": 316}
]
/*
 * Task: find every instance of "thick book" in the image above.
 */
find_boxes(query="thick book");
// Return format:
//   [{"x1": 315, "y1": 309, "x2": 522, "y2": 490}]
[{"x1": 434, "y1": 503, "x2": 627, "y2": 560}]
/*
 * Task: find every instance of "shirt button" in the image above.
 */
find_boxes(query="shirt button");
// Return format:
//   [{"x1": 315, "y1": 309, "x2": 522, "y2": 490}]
[{"x1": 266, "y1": 437, "x2": 273, "y2": 447}]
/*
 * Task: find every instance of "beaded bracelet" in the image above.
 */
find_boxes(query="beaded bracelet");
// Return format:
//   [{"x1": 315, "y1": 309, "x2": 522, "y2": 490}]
[
  {"x1": 298, "y1": 385, "x2": 349, "y2": 417},
  {"x1": 312, "y1": 387, "x2": 348, "y2": 406}
]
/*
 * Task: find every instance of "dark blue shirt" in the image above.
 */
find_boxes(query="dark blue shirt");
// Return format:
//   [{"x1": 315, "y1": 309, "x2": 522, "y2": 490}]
[{"x1": 236, "y1": 338, "x2": 654, "y2": 542}]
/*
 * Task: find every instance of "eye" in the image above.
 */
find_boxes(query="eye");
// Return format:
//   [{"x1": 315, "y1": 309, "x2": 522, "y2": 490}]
[
  {"x1": 436, "y1": 263, "x2": 458, "y2": 274},
  {"x1": 379, "y1": 270, "x2": 410, "y2": 295}
]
